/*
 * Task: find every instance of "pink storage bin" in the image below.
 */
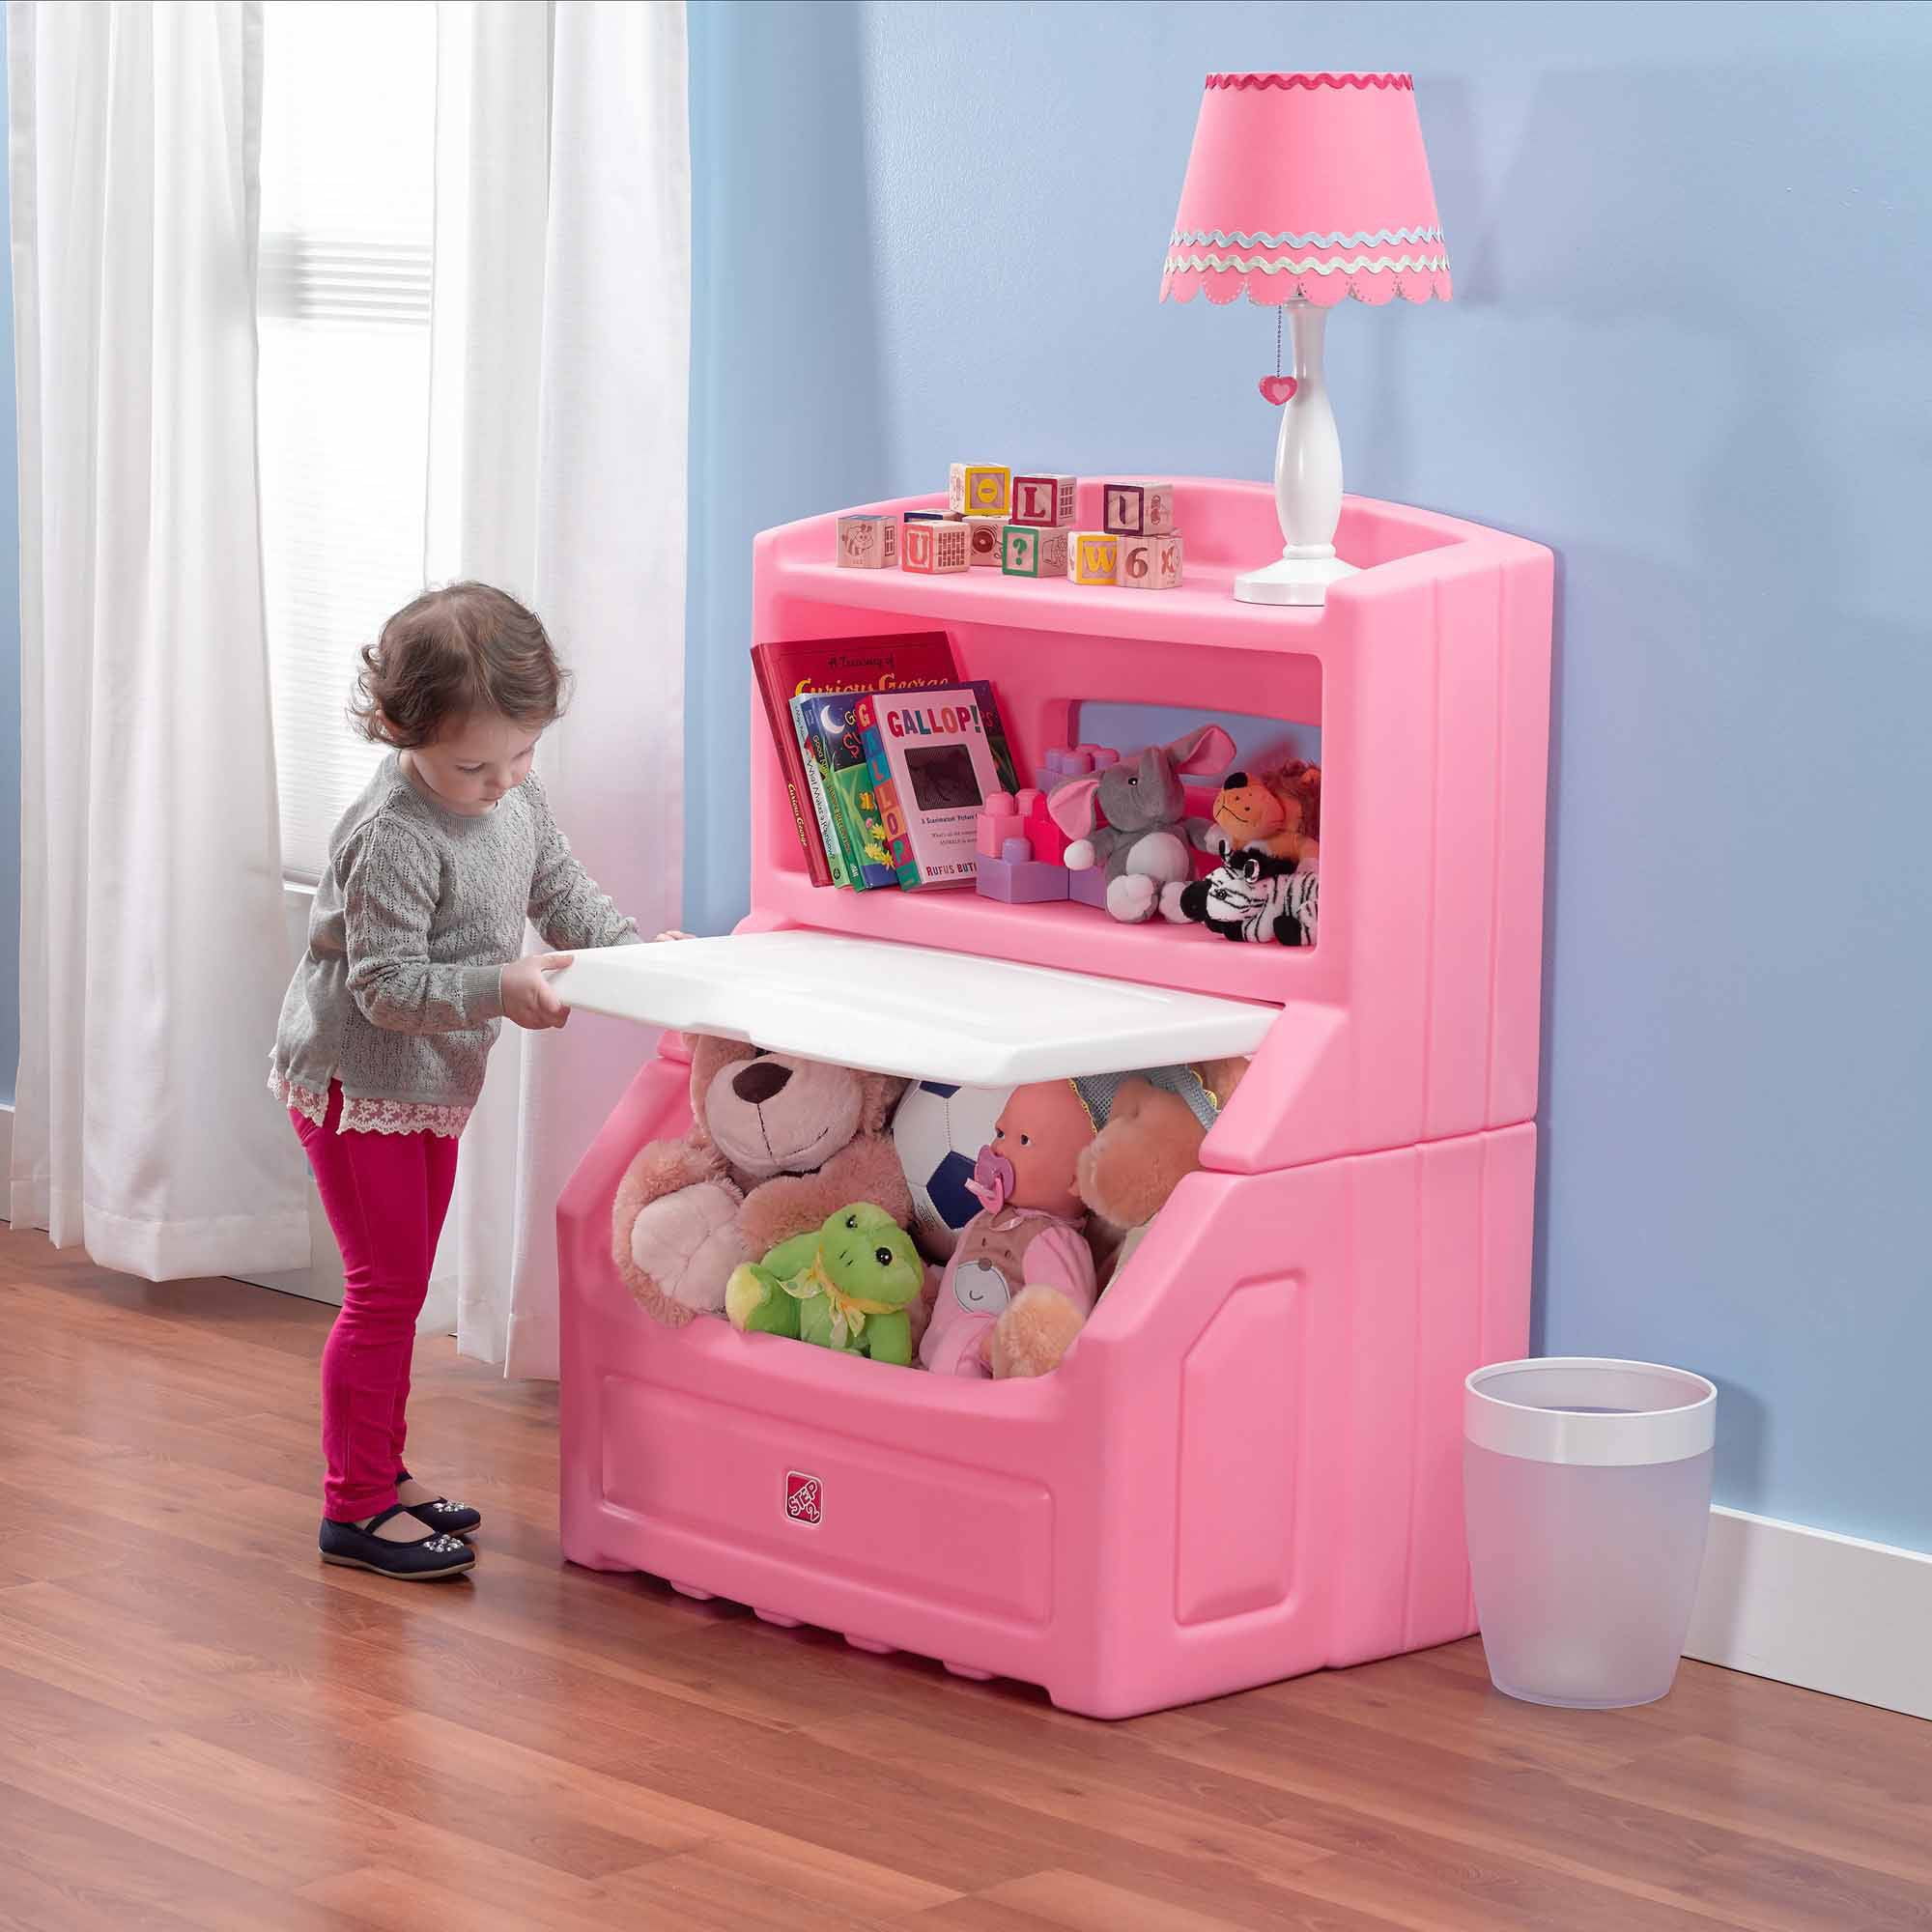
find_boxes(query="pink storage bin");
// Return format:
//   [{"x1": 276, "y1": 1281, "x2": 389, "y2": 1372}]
[{"x1": 556, "y1": 481, "x2": 1553, "y2": 1719}]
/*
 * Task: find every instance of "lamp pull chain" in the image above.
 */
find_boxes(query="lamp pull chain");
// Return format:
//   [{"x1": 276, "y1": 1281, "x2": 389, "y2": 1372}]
[{"x1": 1258, "y1": 306, "x2": 1297, "y2": 406}]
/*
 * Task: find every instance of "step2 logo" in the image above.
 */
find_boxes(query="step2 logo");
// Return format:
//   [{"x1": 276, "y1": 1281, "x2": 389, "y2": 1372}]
[{"x1": 784, "y1": 1470, "x2": 823, "y2": 1526}]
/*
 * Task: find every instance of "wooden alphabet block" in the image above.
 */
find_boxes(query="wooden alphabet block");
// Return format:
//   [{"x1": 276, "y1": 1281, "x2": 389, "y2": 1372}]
[
  {"x1": 1120, "y1": 531, "x2": 1184, "y2": 589},
  {"x1": 1009, "y1": 473, "x2": 1077, "y2": 528},
  {"x1": 949, "y1": 463, "x2": 1012, "y2": 519},
  {"x1": 1101, "y1": 480, "x2": 1178, "y2": 536},
  {"x1": 965, "y1": 517, "x2": 1009, "y2": 567},
  {"x1": 1001, "y1": 525, "x2": 1069, "y2": 578},
  {"x1": 1068, "y1": 531, "x2": 1120, "y2": 586},
  {"x1": 901, "y1": 519, "x2": 972, "y2": 574},
  {"x1": 835, "y1": 514, "x2": 897, "y2": 568}
]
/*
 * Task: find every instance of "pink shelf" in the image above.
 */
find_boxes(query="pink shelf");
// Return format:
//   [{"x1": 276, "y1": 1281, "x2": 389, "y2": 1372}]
[
  {"x1": 759, "y1": 868, "x2": 1300, "y2": 1007},
  {"x1": 761, "y1": 479, "x2": 1495, "y2": 659}
]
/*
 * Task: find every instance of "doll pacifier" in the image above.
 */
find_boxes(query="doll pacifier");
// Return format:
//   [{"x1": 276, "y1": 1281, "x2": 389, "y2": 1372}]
[{"x1": 964, "y1": 1144, "x2": 1014, "y2": 1213}]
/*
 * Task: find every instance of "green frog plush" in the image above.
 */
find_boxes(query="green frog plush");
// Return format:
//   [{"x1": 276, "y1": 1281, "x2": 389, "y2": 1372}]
[{"x1": 724, "y1": 1203, "x2": 923, "y2": 1366}]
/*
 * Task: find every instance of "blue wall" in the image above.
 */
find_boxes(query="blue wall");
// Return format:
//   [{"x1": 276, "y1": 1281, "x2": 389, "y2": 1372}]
[
  {"x1": 688, "y1": 0, "x2": 1932, "y2": 1550},
  {"x1": 0, "y1": 4, "x2": 19, "y2": 1111}
]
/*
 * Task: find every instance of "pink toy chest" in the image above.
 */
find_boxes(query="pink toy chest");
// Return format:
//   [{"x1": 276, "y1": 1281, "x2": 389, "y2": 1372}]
[{"x1": 557, "y1": 480, "x2": 1553, "y2": 1719}]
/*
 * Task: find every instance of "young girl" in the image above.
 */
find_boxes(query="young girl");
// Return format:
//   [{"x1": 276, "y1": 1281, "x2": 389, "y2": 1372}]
[{"x1": 270, "y1": 582, "x2": 674, "y2": 1580}]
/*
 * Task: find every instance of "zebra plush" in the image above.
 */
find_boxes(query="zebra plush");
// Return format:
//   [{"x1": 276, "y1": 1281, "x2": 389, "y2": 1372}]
[{"x1": 1163, "y1": 847, "x2": 1319, "y2": 947}]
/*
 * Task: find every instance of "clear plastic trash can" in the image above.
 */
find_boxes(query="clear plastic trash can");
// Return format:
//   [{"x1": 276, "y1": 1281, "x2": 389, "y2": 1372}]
[{"x1": 1463, "y1": 1356, "x2": 1717, "y2": 1709}]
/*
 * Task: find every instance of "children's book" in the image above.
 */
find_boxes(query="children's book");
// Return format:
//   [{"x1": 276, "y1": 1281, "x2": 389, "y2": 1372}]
[
  {"x1": 792, "y1": 685, "x2": 949, "y2": 890},
  {"x1": 751, "y1": 631, "x2": 958, "y2": 885},
  {"x1": 854, "y1": 682, "x2": 1021, "y2": 891},
  {"x1": 790, "y1": 700, "x2": 851, "y2": 889}
]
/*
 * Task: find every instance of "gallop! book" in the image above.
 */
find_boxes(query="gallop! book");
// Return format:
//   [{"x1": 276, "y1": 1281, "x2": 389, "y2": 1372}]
[{"x1": 854, "y1": 683, "x2": 1021, "y2": 890}]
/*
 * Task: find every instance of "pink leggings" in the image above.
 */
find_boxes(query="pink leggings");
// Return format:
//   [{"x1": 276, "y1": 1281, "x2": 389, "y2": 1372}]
[{"x1": 292, "y1": 1086, "x2": 459, "y2": 1521}]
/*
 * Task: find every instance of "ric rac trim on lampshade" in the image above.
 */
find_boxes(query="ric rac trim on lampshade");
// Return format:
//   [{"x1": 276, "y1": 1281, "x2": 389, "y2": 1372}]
[
  {"x1": 1160, "y1": 253, "x2": 1453, "y2": 306},
  {"x1": 1204, "y1": 72, "x2": 1414, "y2": 92},
  {"x1": 1171, "y1": 225, "x2": 1445, "y2": 249},
  {"x1": 1165, "y1": 252, "x2": 1449, "y2": 275}
]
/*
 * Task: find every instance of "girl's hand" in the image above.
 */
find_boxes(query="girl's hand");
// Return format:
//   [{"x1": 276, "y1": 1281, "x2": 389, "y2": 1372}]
[{"x1": 503, "y1": 952, "x2": 573, "y2": 1030}]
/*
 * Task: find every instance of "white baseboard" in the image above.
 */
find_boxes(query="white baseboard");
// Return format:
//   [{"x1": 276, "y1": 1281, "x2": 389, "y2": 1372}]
[{"x1": 1685, "y1": 1504, "x2": 1932, "y2": 1720}]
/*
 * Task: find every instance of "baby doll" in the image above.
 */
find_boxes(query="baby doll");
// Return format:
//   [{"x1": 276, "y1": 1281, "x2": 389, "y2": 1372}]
[{"x1": 920, "y1": 1078, "x2": 1098, "y2": 1379}]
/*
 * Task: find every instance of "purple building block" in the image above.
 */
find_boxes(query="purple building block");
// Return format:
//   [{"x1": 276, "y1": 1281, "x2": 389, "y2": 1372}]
[
  {"x1": 1068, "y1": 866, "x2": 1110, "y2": 911},
  {"x1": 976, "y1": 835, "x2": 1070, "y2": 904}
]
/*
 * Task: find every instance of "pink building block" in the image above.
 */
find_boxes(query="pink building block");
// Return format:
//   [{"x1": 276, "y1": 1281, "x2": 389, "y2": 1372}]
[
  {"x1": 559, "y1": 480, "x2": 1554, "y2": 1719},
  {"x1": 975, "y1": 790, "x2": 1026, "y2": 860},
  {"x1": 1022, "y1": 788, "x2": 1069, "y2": 866}
]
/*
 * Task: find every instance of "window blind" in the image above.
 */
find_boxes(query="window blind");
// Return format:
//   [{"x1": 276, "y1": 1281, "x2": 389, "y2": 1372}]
[{"x1": 258, "y1": 1, "x2": 437, "y2": 882}]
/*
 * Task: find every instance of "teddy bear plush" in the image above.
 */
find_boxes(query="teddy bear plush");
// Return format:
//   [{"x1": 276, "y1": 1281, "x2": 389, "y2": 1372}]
[
  {"x1": 611, "y1": 1035, "x2": 912, "y2": 1327},
  {"x1": 724, "y1": 1203, "x2": 924, "y2": 1366},
  {"x1": 1076, "y1": 1057, "x2": 1249, "y2": 1284}
]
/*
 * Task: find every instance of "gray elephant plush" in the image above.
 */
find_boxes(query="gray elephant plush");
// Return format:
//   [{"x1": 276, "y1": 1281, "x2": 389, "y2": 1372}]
[{"x1": 1046, "y1": 725, "x2": 1236, "y2": 923}]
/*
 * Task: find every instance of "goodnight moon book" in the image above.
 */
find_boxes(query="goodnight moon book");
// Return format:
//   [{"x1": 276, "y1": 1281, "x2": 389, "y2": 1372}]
[
  {"x1": 790, "y1": 681, "x2": 954, "y2": 891},
  {"x1": 854, "y1": 683, "x2": 1021, "y2": 890}
]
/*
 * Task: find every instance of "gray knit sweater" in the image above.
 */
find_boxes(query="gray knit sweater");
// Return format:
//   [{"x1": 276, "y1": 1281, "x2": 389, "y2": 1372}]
[{"x1": 270, "y1": 755, "x2": 638, "y2": 1136}]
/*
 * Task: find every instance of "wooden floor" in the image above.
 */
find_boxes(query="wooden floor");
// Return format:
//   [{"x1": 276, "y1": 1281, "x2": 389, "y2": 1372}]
[{"x1": 4, "y1": 1231, "x2": 1931, "y2": 1932}]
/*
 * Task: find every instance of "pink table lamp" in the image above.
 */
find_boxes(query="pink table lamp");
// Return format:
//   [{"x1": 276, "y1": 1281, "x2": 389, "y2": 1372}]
[{"x1": 1162, "y1": 72, "x2": 1452, "y2": 606}]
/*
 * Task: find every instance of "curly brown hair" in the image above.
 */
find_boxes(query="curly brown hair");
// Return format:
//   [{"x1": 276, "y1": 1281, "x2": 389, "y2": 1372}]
[{"x1": 351, "y1": 582, "x2": 572, "y2": 750}]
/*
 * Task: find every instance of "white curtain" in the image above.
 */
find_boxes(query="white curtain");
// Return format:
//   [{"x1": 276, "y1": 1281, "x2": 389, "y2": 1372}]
[
  {"x1": 8, "y1": 0, "x2": 310, "y2": 1277},
  {"x1": 421, "y1": 0, "x2": 689, "y2": 1375}
]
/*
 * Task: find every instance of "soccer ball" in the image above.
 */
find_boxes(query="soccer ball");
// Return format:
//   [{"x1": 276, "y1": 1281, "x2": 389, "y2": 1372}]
[{"x1": 892, "y1": 1079, "x2": 1011, "y2": 1260}]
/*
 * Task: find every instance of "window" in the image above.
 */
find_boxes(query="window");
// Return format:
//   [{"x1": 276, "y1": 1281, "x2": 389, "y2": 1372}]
[{"x1": 258, "y1": 2, "x2": 437, "y2": 881}]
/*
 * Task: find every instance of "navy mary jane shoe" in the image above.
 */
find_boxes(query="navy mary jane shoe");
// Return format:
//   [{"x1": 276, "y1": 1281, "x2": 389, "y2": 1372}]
[
  {"x1": 319, "y1": 1504, "x2": 476, "y2": 1580},
  {"x1": 396, "y1": 1469, "x2": 482, "y2": 1538}
]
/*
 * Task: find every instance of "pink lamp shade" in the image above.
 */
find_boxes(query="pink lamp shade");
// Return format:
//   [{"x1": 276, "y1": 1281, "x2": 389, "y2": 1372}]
[{"x1": 1161, "y1": 72, "x2": 1451, "y2": 307}]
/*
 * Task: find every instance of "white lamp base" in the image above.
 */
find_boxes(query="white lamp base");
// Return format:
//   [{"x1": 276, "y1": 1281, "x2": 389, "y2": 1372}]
[
  {"x1": 1241, "y1": 299, "x2": 1356, "y2": 609},
  {"x1": 1234, "y1": 552, "x2": 1360, "y2": 607}
]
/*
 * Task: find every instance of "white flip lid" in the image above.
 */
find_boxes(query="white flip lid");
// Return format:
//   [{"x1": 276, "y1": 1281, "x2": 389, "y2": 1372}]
[
  {"x1": 553, "y1": 929, "x2": 1275, "y2": 1089},
  {"x1": 1464, "y1": 1357, "x2": 1717, "y2": 1467}
]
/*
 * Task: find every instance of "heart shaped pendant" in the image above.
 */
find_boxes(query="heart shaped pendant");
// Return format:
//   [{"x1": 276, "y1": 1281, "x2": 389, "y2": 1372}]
[{"x1": 1259, "y1": 375, "x2": 1298, "y2": 406}]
